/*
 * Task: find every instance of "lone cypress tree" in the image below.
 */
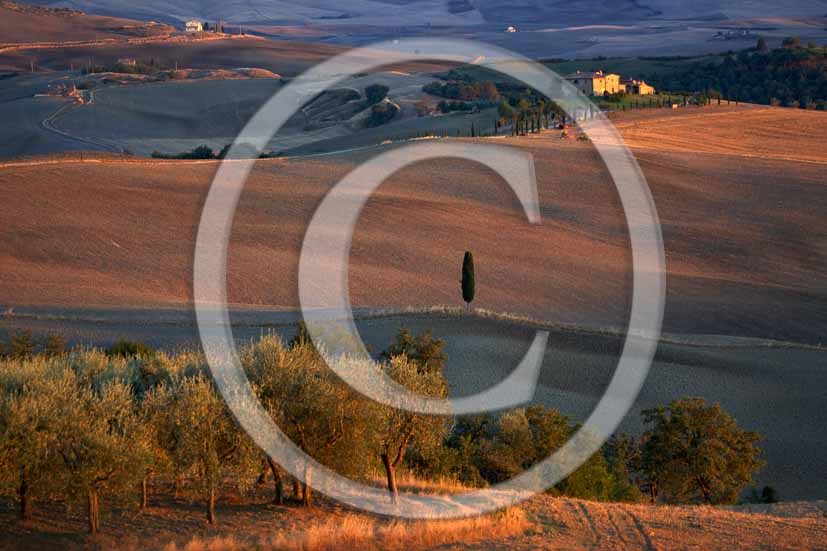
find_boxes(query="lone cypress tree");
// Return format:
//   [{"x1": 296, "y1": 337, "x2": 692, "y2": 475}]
[{"x1": 461, "y1": 252, "x2": 475, "y2": 310}]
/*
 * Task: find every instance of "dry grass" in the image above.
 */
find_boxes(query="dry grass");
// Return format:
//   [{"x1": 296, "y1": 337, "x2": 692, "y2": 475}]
[
  {"x1": 2, "y1": 472, "x2": 825, "y2": 551},
  {"x1": 231, "y1": 508, "x2": 529, "y2": 551}
]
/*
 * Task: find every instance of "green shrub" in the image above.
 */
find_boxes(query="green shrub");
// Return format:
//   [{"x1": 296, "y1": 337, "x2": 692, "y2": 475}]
[{"x1": 106, "y1": 339, "x2": 154, "y2": 358}]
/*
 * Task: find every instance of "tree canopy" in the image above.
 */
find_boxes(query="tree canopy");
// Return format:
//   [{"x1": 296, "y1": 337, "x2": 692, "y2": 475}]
[{"x1": 640, "y1": 398, "x2": 764, "y2": 504}]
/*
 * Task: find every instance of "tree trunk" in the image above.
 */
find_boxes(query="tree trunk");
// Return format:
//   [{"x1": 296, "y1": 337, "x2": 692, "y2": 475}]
[
  {"x1": 140, "y1": 475, "x2": 148, "y2": 509},
  {"x1": 87, "y1": 487, "x2": 100, "y2": 536},
  {"x1": 301, "y1": 468, "x2": 312, "y2": 507},
  {"x1": 256, "y1": 466, "x2": 269, "y2": 486},
  {"x1": 698, "y1": 480, "x2": 712, "y2": 504},
  {"x1": 381, "y1": 453, "x2": 399, "y2": 504},
  {"x1": 293, "y1": 478, "x2": 301, "y2": 500},
  {"x1": 266, "y1": 457, "x2": 284, "y2": 505},
  {"x1": 18, "y1": 472, "x2": 32, "y2": 520},
  {"x1": 206, "y1": 484, "x2": 217, "y2": 525}
]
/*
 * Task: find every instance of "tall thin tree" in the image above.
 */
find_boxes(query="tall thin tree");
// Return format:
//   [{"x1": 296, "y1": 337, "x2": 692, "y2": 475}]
[{"x1": 461, "y1": 252, "x2": 475, "y2": 310}]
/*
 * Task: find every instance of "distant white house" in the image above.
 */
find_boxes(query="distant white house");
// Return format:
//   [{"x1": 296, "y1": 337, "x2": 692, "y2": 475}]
[
  {"x1": 505, "y1": 26, "x2": 517, "y2": 33},
  {"x1": 185, "y1": 20, "x2": 203, "y2": 33}
]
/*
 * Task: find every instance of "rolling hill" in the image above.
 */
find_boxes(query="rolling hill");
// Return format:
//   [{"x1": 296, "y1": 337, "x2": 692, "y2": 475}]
[
  {"x1": 1, "y1": 104, "x2": 825, "y2": 343},
  {"x1": 2, "y1": 105, "x2": 826, "y2": 501},
  {"x1": 0, "y1": 0, "x2": 173, "y2": 45},
  {"x1": 19, "y1": 0, "x2": 827, "y2": 25}
]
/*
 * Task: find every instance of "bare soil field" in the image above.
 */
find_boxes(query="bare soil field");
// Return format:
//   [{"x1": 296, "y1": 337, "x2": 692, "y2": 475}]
[
  {"x1": 0, "y1": 0, "x2": 173, "y2": 46},
  {"x1": 0, "y1": 33, "x2": 453, "y2": 75},
  {"x1": 1, "y1": 104, "x2": 824, "y2": 340},
  {"x1": 14, "y1": 0, "x2": 827, "y2": 59},
  {"x1": 45, "y1": 71, "x2": 445, "y2": 156},
  {"x1": 1, "y1": 485, "x2": 825, "y2": 551}
]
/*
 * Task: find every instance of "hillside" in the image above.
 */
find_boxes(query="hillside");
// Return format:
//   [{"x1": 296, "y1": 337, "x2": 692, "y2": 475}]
[
  {"x1": 0, "y1": 0, "x2": 173, "y2": 45},
  {"x1": 2, "y1": 105, "x2": 826, "y2": 500},
  {"x1": 20, "y1": 0, "x2": 827, "y2": 25},
  {"x1": 11, "y1": 1, "x2": 827, "y2": 59},
  {"x1": 647, "y1": 45, "x2": 827, "y2": 108},
  {"x1": 1, "y1": 105, "x2": 824, "y2": 342}
]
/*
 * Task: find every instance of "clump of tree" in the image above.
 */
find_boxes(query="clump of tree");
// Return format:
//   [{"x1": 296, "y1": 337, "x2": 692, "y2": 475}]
[
  {"x1": 81, "y1": 59, "x2": 171, "y2": 76},
  {"x1": 365, "y1": 101, "x2": 399, "y2": 127},
  {"x1": 151, "y1": 143, "x2": 277, "y2": 160},
  {"x1": 364, "y1": 83, "x2": 390, "y2": 105},
  {"x1": 423, "y1": 80, "x2": 499, "y2": 101},
  {"x1": 0, "y1": 331, "x2": 769, "y2": 538},
  {"x1": 152, "y1": 144, "x2": 217, "y2": 159},
  {"x1": 647, "y1": 42, "x2": 827, "y2": 109},
  {"x1": 426, "y1": 397, "x2": 763, "y2": 505},
  {"x1": 436, "y1": 99, "x2": 499, "y2": 114},
  {"x1": 0, "y1": 353, "x2": 153, "y2": 534},
  {"x1": 432, "y1": 408, "x2": 643, "y2": 502},
  {"x1": 639, "y1": 398, "x2": 764, "y2": 504}
]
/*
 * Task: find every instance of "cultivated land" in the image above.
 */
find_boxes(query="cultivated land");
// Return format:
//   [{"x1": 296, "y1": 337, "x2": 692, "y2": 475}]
[
  {"x1": 1, "y1": 105, "x2": 825, "y2": 341},
  {"x1": 0, "y1": 0, "x2": 173, "y2": 45},
  {"x1": 2, "y1": 105, "x2": 827, "y2": 502},
  {"x1": 15, "y1": 0, "x2": 827, "y2": 58}
]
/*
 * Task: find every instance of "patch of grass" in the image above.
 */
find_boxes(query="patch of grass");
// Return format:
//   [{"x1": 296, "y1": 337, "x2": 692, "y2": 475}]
[{"x1": 167, "y1": 508, "x2": 530, "y2": 551}]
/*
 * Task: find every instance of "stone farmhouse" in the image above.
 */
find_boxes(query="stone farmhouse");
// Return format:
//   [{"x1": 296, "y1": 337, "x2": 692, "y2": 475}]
[
  {"x1": 185, "y1": 20, "x2": 203, "y2": 33},
  {"x1": 566, "y1": 70, "x2": 655, "y2": 96},
  {"x1": 621, "y1": 78, "x2": 656, "y2": 95}
]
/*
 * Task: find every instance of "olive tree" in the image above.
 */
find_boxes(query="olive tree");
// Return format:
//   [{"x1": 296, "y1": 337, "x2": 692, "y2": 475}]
[
  {"x1": 52, "y1": 370, "x2": 153, "y2": 535},
  {"x1": 245, "y1": 336, "x2": 306, "y2": 504},
  {"x1": 0, "y1": 357, "x2": 63, "y2": 520},
  {"x1": 477, "y1": 406, "x2": 569, "y2": 483},
  {"x1": 640, "y1": 398, "x2": 764, "y2": 504},
  {"x1": 371, "y1": 356, "x2": 449, "y2": 502},
  {"x1": 282, "y1": 359, "x2": 371, "y2": 506},
  {"x1": 146, "y1": 373, "x2": 258, "y2": 524},
  {"x1": 248, "y1": 338, "x2": 375, "y2": 507}
]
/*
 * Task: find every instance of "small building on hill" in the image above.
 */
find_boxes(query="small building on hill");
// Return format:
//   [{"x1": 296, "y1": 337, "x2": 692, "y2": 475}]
[
  {"x1": 621, "y1": 78, "x2": 656, "y2": 95},
  {"x1": 565, "y1": 70, "x2": 622, "y2": 96},
  {"x1": 185, "y1": 20, "x2": 203, "y2": 33}
]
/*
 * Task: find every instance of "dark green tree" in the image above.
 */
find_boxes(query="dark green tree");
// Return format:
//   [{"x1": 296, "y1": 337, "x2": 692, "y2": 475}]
[
  {"x1": 756, "y1": 36, "x2": 768, "y2": 52},
  {"x1": 365, "y1": 83, "x2": 389, "y2": 105},
  {"x1": 640, "y1": 398, "x2": 764, "y2": 504},
  {"x1": 461, "y1": 251, "x2": 475, "y2": 310}
]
